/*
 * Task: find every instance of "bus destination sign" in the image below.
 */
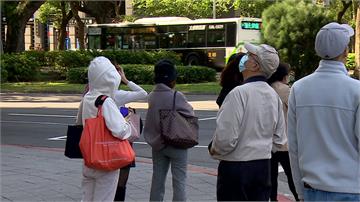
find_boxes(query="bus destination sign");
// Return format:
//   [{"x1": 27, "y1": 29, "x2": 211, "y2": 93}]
[{"x1": 241, "y1": 21, "x2": 261, "y2": 30}]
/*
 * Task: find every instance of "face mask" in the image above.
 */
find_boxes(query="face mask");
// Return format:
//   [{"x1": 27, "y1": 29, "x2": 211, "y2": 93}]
[{"x1": 238, "y1": 54, "x2": 249, "y2": 72}]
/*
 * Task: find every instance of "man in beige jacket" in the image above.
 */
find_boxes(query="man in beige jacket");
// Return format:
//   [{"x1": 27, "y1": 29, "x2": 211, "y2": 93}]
[{"x1": 209, "y1": 43, "x2": 286, "y2": 201}]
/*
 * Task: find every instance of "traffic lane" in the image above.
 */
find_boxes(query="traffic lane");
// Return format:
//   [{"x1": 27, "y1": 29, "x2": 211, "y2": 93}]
[{"x1": 1, "y1": 107, "x2": 218, "y2": 151}]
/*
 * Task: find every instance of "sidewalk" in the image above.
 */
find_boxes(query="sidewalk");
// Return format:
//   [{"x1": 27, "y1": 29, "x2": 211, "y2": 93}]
[
  {"x1": 1, "y1": 144, "x2": 292, "y2": 202},
  {"x1": 0, "y1": 93, "x2": 219, "y2": 111}
]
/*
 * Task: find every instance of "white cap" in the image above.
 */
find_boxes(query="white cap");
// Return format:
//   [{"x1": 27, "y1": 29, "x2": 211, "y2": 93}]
[
  {"x1": 244, "y1": 42, "x2": 280, "y2": 78},
  {"x1": 315, "y1": 22, "x2": 354, "y2": 59}
]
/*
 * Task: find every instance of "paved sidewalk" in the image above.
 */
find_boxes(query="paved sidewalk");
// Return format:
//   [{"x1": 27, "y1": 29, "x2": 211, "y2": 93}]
[
  {"x1": 0, "y1": 93, "x2": 219, "y2": 111},
  {"x1": 1, "y1": 144, "x2": 292, "y2": 202}
]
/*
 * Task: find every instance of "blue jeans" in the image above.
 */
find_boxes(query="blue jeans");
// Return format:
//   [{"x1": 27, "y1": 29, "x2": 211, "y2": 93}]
[
  {"x1": 304, "y1": 188, "x2": 360, "y2": 201},
  {"x1": 150, "y1": 146, "x2": 188, "y2": 201}
]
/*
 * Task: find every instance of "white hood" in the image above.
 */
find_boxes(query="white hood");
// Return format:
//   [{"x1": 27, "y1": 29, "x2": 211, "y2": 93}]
[{"x1": 82, "y1": 56, "x2": 121, "y2": 123}]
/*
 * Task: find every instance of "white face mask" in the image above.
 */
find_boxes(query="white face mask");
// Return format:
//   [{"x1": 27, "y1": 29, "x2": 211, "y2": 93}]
[{"x1": 238, "y1": 55, "x2": 249, "y2": 72}]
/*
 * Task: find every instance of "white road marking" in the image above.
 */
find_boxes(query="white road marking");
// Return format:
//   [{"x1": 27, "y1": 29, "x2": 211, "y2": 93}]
[
  {"x1": 198, "y1": 117, "x2": 216, "y2": 121},
  {"x1": 1, "y1": 120, "x2": 68, "y2": 125},
  {"x1": 48, "y1": 136, "x2": 67, "y2": 140},
  {"x1": 8, "y1": 113, "x2": 76, "y2": 118}
]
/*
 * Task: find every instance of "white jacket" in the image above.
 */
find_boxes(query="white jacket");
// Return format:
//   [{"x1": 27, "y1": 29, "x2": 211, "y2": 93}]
[{"x1": 80, "y1": 56, "x2": 131, "y2": 140}]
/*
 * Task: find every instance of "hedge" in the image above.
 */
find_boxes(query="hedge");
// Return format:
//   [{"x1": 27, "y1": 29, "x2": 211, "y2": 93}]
[
  {"x1": 1, "y1": 53, "x2": 41, "y2": 82},
  {"x1": 1, "y1": 50, "x2": 181, "y2": 82},
  {"x1": 67, "y1": 65, "x2": 216, "y2": 84}
]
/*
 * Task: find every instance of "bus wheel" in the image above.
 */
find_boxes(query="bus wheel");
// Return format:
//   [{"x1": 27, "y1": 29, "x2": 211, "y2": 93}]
[{"x1": 186, "y1": 55, "x2": 200, "y2": 66}]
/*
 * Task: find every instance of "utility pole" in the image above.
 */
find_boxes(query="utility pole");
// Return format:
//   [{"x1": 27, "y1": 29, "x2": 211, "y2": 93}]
[{"x1": 213, "y1": 0, "x2": 216, "y2": 19}]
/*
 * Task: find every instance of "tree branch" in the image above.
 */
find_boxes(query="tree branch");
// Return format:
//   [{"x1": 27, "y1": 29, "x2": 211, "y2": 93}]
[{"x1": 337, "y1": 1, "x2": 352, "y2": 23}]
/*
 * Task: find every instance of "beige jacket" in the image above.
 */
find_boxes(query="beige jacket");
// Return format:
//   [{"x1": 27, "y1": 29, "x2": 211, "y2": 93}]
[
  {"x1": 211, "y1": 81, "x2": 286, "y2": 161},
  {"x1": 271, "y1": 81, "x2": 290, "y2": 151}
]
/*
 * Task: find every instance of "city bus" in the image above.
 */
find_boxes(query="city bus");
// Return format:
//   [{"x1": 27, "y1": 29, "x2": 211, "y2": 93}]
[{"x1": 87, "y1": 17, "x2": 261, "y2": 69}]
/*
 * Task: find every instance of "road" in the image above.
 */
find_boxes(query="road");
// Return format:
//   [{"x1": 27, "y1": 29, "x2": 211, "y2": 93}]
[
  {"x1": 1, "y1": 107, "x2": 219, "y2": 168},
  {"x1": 0, "y1": 93, "x2": 295, "y2": 199}
]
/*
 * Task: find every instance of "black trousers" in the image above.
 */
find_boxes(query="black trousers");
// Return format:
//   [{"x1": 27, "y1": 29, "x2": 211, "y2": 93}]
[
  {"x1": 270, "y1": 151, "x2": 299, "y2": 201},
  {"x1": 217, "y1": 159, "x2": 271, "y2": 201}
]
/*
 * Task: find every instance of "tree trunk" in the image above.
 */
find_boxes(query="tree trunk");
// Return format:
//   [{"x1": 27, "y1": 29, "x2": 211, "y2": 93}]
[
  {"x1": 354, "y1": 5, "x2": 360, "y2": 79},
  {"x1": 58, "y1": 2, "x2": 73, "y2": 50},
  {"x1": 5, "y1": 17, "x2": 26, "y2": 53},
  {"x1": 4, "y1": 1, "x2": 45, "y2": 53},
  {"x1": 70, "y1": 2, "x2": 85, "y2": 49}
]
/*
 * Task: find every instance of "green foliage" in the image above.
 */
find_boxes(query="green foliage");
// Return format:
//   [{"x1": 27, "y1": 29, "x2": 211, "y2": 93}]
[
  {"x1": 67, "y1": 67, "x2": 89, "y2": 84},
  {"x1": 37, "y1": 1, "x2": 68, "y2": 28},
  {"x1": 1, "y1": 50, "x2": 182, "y2": 83},
  {"x1": 262, "y1": 0, "x2": 333, "y2": 79},
  {"x1": 57, "y1": 50, "x2": 93, "y2": 69},
  {"x1": 1, "y1": 54, "x2": 40, "y2": 82},
  {"x1": 122, "y1": 65, "x2": 154, "y2": 84},
  {"x1": 326, "y1": 0, "x2": 358, "y2": 26},
  {"x1": 346, "y1": 53, "x2": 356, "y2": 70},
  {"x1": 176, "y1": 66, "x2": 216, "y2": 83},
  {"x1": 66, "y1": 65, "x2": 216, "y2": 84},
  {"x1": 233, "y1": 0, "x2": 274, "y2": 18},
  {"x1": 133, "y1": 0, "x2": 233, "y2": 18},
  {"x1": 1, "y1": 67, "x2": 8, "y2": 82}
]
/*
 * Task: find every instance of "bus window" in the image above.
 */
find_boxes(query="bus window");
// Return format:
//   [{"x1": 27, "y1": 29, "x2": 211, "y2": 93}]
[
  {"x1": 168, "y1": 25, "x2": 187, "y2": 48},
  {"x1": 207, "y1": 24, "x2": 225, "y2": 47},
  {"x1": 116, "y1": 36, "x2": 122, "y2": 50},
  {"x1": 105, "y1": 34, "x2": 116, "y2": 50},
  {"x1": 226, "y1": 23, "x2": 236, "y2": 47},
  {"x1": 159, "y1": 33, "x2": 169, "y2": 48},
  {"x1": 88, "y1": 35, "x2": 101, "y2": 49},
  {"x1": 122, "y1": 35, "x2": 131, "y2": 49},
  {"x1": 188, "y1": 30, "x2": 205, "y2": 47},
  {"x1": 170, "y1": 33, "x2": 187, "y2": 48},
  {"x1": 144, "y1": 35, "x2": 157, "y2": 49},
  {"x1": 188, "y1": 25, "x2": 206, "y2": 47}
]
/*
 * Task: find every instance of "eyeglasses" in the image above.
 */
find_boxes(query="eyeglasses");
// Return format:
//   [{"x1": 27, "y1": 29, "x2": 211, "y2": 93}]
[{"x1": 246, "y1": 53, "x2": 260, "y2": 65}]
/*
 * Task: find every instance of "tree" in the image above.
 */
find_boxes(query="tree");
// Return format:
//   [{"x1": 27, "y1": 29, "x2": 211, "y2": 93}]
[
  {"x1": 38, "y1": 1, "x2": 73, "y2": 50},
  {"x1": 262, "y1": 0, "x2": 332, "y2": 79},
  {"x1": 77, "y1": 1, "x2": 117, "y2": 23},
  {"x1": 354, "y1": 4, "x2": 360, "y2": 79},
  {"x1": 133, "y1": 0, "x2": 233, "y2": 19},
  {"x1": 3, "y1": 1, "x2": 45, "y2": 53},
  {"x1": 233, "y1": 0, "x2": 274, "y2": 18},
  {"x1": 70, "y1": 2, "x2": 85, "y2": 49}
]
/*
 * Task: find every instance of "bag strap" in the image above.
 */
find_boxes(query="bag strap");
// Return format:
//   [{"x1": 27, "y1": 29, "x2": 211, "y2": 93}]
[
  {"x1": 95, "y1": 95, "x2": 108, "y2": 108},
  {"x1": 172, "y1": 91, "x2": 177, "y2": 111},
  {"x1": 95, "y1": 95, "x2": 108, "y2": 117}
]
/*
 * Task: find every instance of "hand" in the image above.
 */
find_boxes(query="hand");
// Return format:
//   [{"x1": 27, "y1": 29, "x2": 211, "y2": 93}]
[{"x1": 116, "y1": 65, "x2": 129, "y2": 85}]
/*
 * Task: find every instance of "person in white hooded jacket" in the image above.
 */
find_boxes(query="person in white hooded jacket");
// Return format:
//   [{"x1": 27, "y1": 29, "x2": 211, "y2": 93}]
[{"x1": 77, "y1": 56, "x2": 132, "y2": 202}]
